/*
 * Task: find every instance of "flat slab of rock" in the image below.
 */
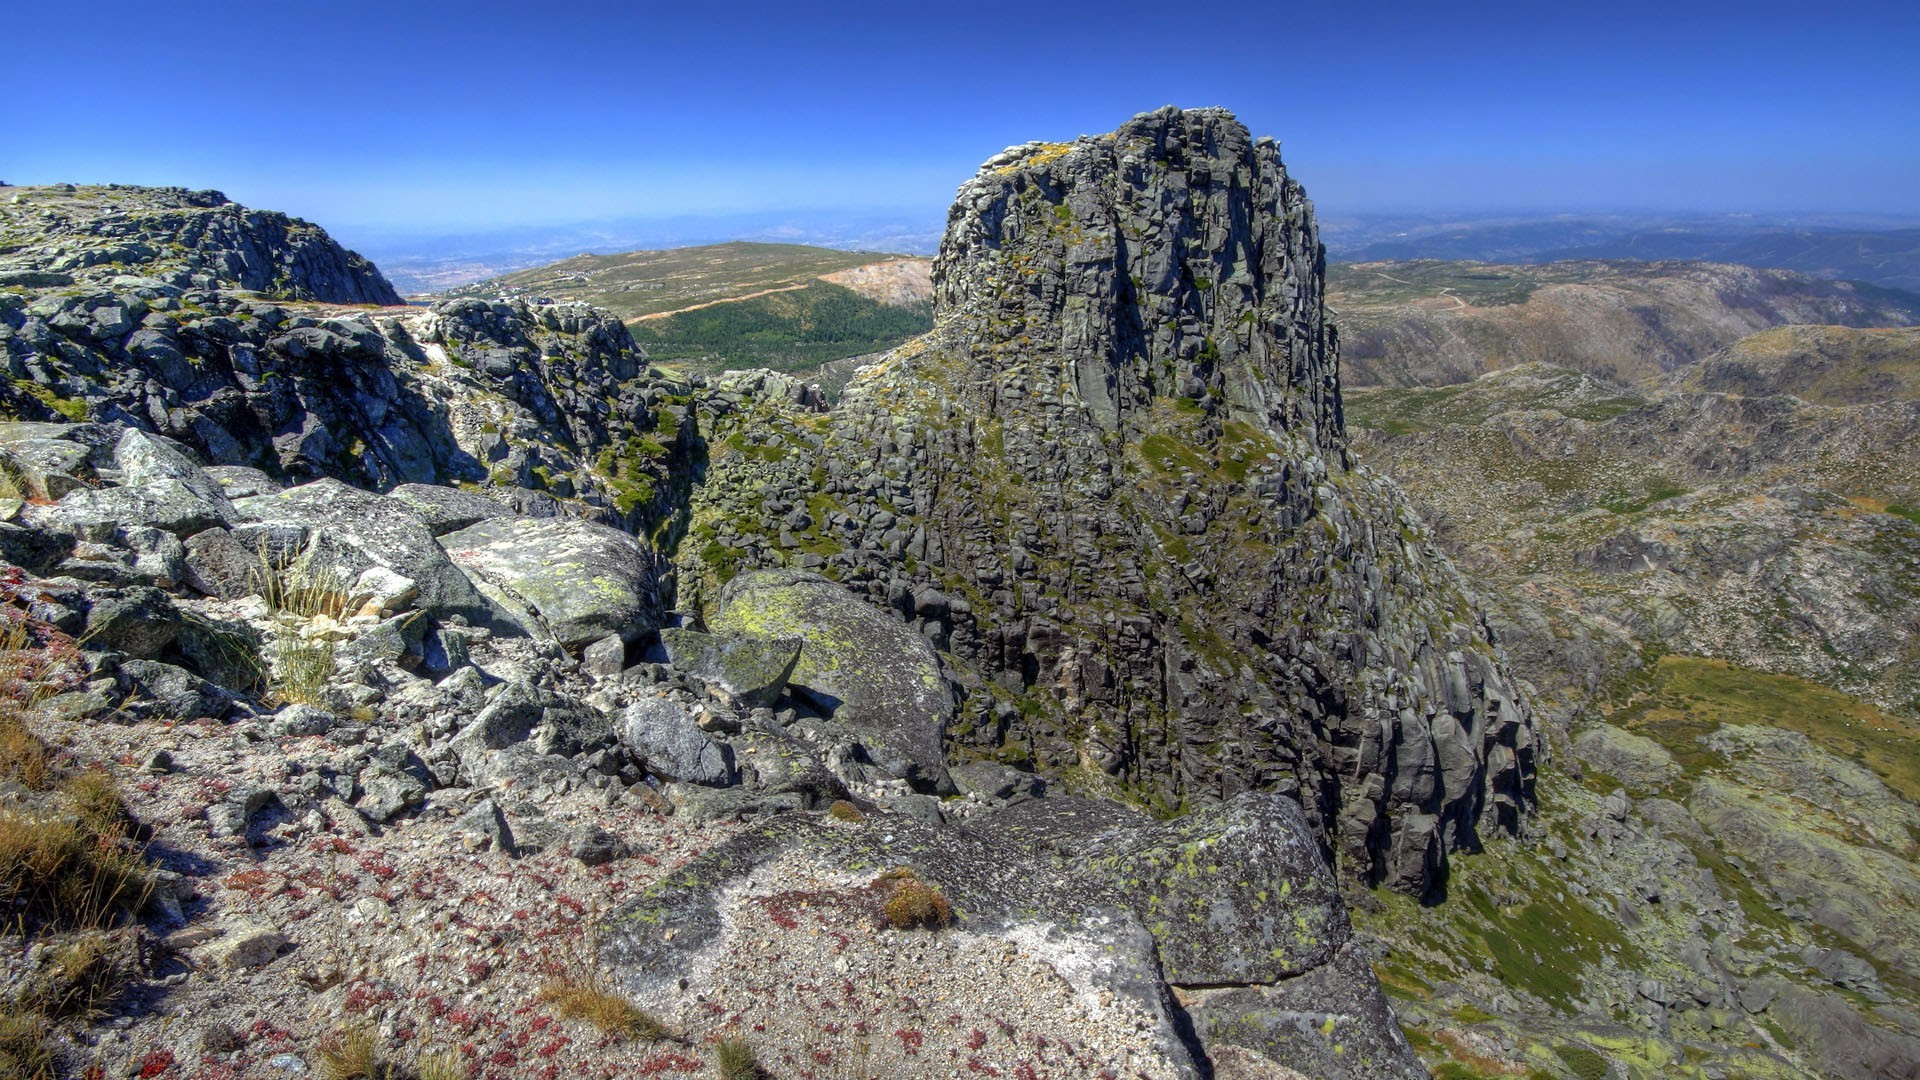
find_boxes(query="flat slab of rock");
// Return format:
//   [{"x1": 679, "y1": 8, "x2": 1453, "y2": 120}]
[
  {"x1": 439, "y1": 517, "x2": 661, "y2": 648},
  {"x1": 657, "y1": 627, "x2": 800, "y2": 707},
  {"x1": 712, "y1": 570, "x2": 952, "y2": 792}
]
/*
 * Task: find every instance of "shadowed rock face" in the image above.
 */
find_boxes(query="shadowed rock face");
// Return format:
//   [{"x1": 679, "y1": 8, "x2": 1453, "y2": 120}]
[{"x1": 777, "y1": 107, "x2": 1537, "y2": 894}]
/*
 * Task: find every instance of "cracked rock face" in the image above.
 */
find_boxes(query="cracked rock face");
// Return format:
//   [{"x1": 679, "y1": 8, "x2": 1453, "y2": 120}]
[{"x1": 723, "y1": 106, "x2": 1540, "y2": 894}]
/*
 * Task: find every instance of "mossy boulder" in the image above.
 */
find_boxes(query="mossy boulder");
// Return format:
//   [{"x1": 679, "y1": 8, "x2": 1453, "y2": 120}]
[
  {"x1": 657, "y1": 627, "x2": 801, "y2": 707},
  {"x1": 973, "y1": 793, "x2": 1349, "y2": 984},
  {"x1": 439, "y1": 516, "x2": 663, "y2": 648},
  {"x1": 712, "y1": 569, "x2": 953, "y2": 793}
]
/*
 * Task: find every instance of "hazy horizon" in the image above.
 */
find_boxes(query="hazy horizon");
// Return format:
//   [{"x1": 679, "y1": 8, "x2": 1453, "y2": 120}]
[{"x1": 8, "y1": 0, "x2": 1917, "y2": 239}]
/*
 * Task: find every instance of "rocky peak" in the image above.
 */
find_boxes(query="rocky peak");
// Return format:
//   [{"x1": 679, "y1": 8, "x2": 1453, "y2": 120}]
[
  {"x1": 934, "y1": 106, "x2": 1341, "y2": 446},
  {"x1": 678, "y1": 108, "x2": 1542, "y2": 895},
  {"x1": 0, "y1": 183, "x2": 400, "y2": 305}
]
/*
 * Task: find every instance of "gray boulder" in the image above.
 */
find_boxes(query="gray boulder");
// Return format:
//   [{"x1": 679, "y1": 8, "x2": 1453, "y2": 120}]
[
  {"x1": 30, "y1": 478, "x2": 231, "y2": 539},
  {"x1": 114, "y1": 428, "x2": 236, "y2": 518},
  {"x1": 618, "y1": 697, "x2": 734, "y2": 786},
  {"x1": 439, "y1": 517, "x2": 662, "y2": 648},
  {"x1": 657, "y1": 627, "x2": 800, "y2": 707},
  {"x1": 0, "y1": 437, "x2": 93, "y2": 500},
  {"x1": 712, "y1": 570, "x2": 953, "y2": 793},
  {"x1": 386, "y1": 484, "x2": 516, "y2": 535},
  {"x1": 233, "y1": 479, "x2": 498, "y2": 628}
]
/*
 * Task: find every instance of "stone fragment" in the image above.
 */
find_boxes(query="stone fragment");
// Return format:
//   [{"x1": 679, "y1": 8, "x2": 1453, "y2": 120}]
[
  {"x1": 618, "y1": 698, "x2": 734, "y2": 786},
  {"x1": 196, "y1": 920, "x2": 287, "y2": 970}
]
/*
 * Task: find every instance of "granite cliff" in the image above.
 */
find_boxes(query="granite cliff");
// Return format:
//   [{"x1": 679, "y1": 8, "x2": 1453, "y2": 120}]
[{"x1": 684, "y1": 107, "x2": 1537, "y2": 894}]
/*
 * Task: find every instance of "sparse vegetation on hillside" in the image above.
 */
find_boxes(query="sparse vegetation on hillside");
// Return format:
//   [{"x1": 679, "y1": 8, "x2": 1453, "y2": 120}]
[
  {"x1": 630, "y1": 280, "x2": 930, "y2": 374},
  {"x1": 451, "y1": 242, "x2": 903, "y2": 320}
]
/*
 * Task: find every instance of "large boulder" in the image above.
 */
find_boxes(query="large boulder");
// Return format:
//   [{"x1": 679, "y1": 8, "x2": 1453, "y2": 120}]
[
  {"x1": 656, "y1": 627, "x2": 800, "y2": 707},
  {"x1": 386, "y1": 483, "x2": 517, "y2": 536},
  {"x1": 113, "y1": 429, "x2": 236, "y2": 519},
  {"x1": 232, "y1": 478, "x2": 498, "y2": 628},
  {"x1": 979, "y1": 793, "x2": 1349, "y2": 983},
  {"x1": 597, "y1": 810, "x2": 1199, "y2": 1077},
  {"x1": 966, "y1": 793, "x2": 1422, "y2": 1078},
  {"x1": 712, "y1": 570, "x2": 953, "y2": 792},
  {"x1": 617, "y1": 697, "x2": 734, "y2": 786},
  {"x1": 438, "y1": 517, "x2": 662, "y2": 648}
]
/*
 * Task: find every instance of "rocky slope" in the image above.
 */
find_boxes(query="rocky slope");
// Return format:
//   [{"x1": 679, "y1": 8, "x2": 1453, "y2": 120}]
[
  {"x1": 677, "y1": 107, "x2": 1538, "y2": 900},
  {"x1": 1346, "y1": 331, "x2": 1920, "y2": 1076},
  {"x1": 0, "y1": 114, "x2": 1497, "y2": 1079},
  {"x1": 1331, "y1": 258, "x2": 1920, "y2": 388}
]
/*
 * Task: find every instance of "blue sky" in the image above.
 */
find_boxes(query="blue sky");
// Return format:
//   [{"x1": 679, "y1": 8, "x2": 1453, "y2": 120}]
[{"x1": 8, "y1": 0, "x2": 1917, "y2": 235}]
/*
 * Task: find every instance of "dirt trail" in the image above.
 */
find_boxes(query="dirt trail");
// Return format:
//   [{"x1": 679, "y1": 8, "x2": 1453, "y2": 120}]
[{"x1": 628, "y1": 282, "x2": 810, "y2": 321}]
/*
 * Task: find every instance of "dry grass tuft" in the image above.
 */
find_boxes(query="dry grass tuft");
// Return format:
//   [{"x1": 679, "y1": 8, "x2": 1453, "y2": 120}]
[
  {"x1": 17, "y1": 929, "x2": 139, "y2": 1019},
  {"x1": 826, "y1": 799, "x2": 864, "y2": 822},
  {"x1": 317, "y1": 1024, "x2": 383, "y2": 1080},
  {"x1": 714, "y1": 1036, "x2": 761, "y2": 1080},
  {"x1": 415, "y1": 1049, "x2": 468, "y2": 1080},
  {"x1": 0, "y1": 710, "x2": 52, "y2": 791},
  {"x1": 880, "y1": 871, "x2": 953, "y2": 931},
  {"x1": 63, "y1": 769, "x2": 127, "y2": 838},
  {"x1": 271, "y1": 633, "x2": 337, "y2": 706},
  {"x1": 0, "y1": 1005, "x2": 54, "y2": 1079},
  {"x1": 0, "y1": 807, "x2": 151, "y2": 931},
  {"x1": 540, "y1": 976, "x2": 671, "y2": 1041}
]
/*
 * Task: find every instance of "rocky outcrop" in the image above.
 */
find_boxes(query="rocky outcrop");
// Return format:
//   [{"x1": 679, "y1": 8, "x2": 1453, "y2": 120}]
[
  {"x1": 684, "y1": 107, "x2": 1537, "y2": 894},
  {"x1": 599, "y1": 792, "x2": 1425, "y2": 1078},
  {"x1": 0, "y1": 185, "x2": 399, "y2": 304}
]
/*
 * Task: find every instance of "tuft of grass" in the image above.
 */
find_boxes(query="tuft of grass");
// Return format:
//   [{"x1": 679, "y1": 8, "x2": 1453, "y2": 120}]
[
  {"x1": 539, "y1": 977, "x2": 671, "y2": 1041},
  {"x1": 0, "y1": 1006, "x2": 54, "y2": 1079},
  {"x1": 63, "y1": 770, "x2": 127, "y2": 838},
  {"x1": 317, "y1": 1024, "x2": 382, "y2": 1080},
  {"x1": 17, "y1": 929, "x2": 138, "y2": 1019},
  {"x1": 826, "y1": 800, "x2": 864, "y2": 823},
  {"x1": 271, "y1": 633, "x2": 337, "y2": 706},
  {"x1": 714, "y1": 1037, "x2": 760, "y2": 1080},
  {"x1": 880, "y1": 871, "x2": 952, "y2": 931},
  {"x1": 0, "y1": 806, "x2": 151, "y2": 931},
  {"x1": 415, "y1": 1049, "x2": 468, "y2": 1080},
  {"x1": 251, "y1": 545, "x2": 352, "y2": 622},
  {"x1": 0, "y1": 710, "x2": 53, "y2": 791}
]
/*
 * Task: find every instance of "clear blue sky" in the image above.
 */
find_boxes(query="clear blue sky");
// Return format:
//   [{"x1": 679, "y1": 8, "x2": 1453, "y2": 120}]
[{"x1": 8, "y1": 0, "x2": 1917, "y2": 233}]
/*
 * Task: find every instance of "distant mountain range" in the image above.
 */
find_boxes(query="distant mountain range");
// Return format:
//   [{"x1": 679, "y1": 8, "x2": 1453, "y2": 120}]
[
  {"x1": 1322, "y1": 212, "x2": 1920, "y2": 291},
  {"x1": 342, "y1": 213, "x2": 942, "y2": 296}
]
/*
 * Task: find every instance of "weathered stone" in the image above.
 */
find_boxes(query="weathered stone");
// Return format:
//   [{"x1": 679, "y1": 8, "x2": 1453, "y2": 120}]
[
  {"x1": 181, "y1": 527, "x2": 262, "y2": 599},
  {"x1": 657, "y1": 627, "x2": 800, "y2": 707},
  {"x1": 580, "y1": 633, "x2": 626, "y2": 677},
  {"x1": 386, "y1": 483, "x2": 516, "y2": 535},
  {"x1": 0, "y1": 437, "x2": 93, "y2": 500},
  {"x1": 195, "y1": 920, "x2": 288, "y2": 970},
  {"x1": 356, "y1": 765, "x2": 426, "y2": 824},
  {"x1": 713, "y1": 570, "x2": 952, "y2": 793},
  {"x1": 83, "y1": 586, "x2": 179, "y2": 658},
  {"x1": 234, "y1": 479, "x2": 497, "y2": 628},
  {"x1": 618, "y1": 698, "x2": 734, "y2": 786},
  {"x1": 439, "y1": 517, "x2": 661, "y2": 647}
]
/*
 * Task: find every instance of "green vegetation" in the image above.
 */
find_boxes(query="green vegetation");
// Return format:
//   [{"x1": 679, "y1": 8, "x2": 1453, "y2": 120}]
[
  {"x1": 714, "y1": 1037, "x2": 761, "y2": 1080},
  {"x1": 540, "y1": 976, "x2": 672, "y2": 1040},
  {"x1": 1613, "y1": 654, "x2": 1920, "y2": 803},
  {"x1": 631, "y1": 280, "x2": 930, "y2": 374},
  {"x1": 466, "y1": 241, "x2": 902, "y2": 319},
  {"x1": 1343, "y1": 369, "x2": 1645, "y2": 435},
  {"x1": 1328, "y1": 261, "x2": 1545, "y2": 308}
]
